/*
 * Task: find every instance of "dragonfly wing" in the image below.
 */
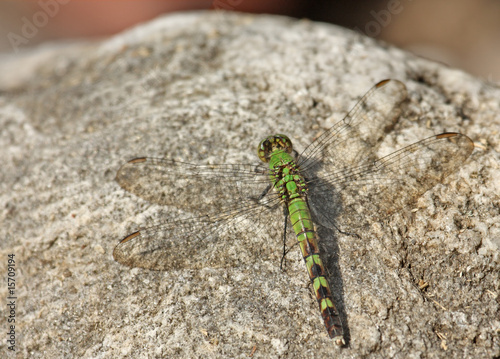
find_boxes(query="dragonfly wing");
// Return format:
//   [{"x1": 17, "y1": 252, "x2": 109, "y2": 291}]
[
  {"x1": 307, "y1": 133, "x2": 474, "y2": 231},
  {"x1": 114, "y1": 193, "x2": 285, "y2": 270},
  {"x1": 298, "y1": 79, "x2": 408, "y2": 173},
  {"x1": 116, "y1": 157, "x2": 271, "y2": 214},
  {"x1": 115, "y1": 158, "x2": 288, "y2": 270}
]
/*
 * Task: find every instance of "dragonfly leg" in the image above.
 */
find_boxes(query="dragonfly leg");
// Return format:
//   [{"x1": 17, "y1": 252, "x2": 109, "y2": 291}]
[
  {"x1": 257, "y1": 183, "x2": 272, "y2": 200},
  {"x1": 332, "y1": 222, "x2": 361, "y2": 239},
  {"x1": 279, "y1": 206, "x2": 301, "y2": 270}
]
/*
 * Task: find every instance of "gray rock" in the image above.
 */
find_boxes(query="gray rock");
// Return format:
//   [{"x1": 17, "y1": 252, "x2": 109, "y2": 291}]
[{"x1": 1, "y1": 11, "x2": 498, "y2": 358}]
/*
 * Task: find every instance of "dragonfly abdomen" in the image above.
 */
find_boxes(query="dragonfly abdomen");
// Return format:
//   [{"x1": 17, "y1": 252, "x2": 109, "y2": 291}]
[{"x1": 288, "y1": 197, "x2": 344, "y2": 345}]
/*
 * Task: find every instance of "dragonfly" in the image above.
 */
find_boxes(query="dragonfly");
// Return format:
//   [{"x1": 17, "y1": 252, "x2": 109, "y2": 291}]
[{"x1": 113, "y1": 79, "x2": 474, "y2": 345}]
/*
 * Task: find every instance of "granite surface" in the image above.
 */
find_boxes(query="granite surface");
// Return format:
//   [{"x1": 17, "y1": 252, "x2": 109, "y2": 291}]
[{"x1": 0, "y1": 11, "x2": 498, "y2": 359}]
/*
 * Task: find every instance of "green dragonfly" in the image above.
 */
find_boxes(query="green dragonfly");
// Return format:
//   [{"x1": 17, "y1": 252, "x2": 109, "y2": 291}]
[{"x1": 113, "y1": 79, "x2": 474, "y2": 345}]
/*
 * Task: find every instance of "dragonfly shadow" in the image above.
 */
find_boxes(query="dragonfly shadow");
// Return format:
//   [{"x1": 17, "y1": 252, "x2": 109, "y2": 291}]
[{"x1": 306, "y1": 171, "x2": 354, "y2": 344}]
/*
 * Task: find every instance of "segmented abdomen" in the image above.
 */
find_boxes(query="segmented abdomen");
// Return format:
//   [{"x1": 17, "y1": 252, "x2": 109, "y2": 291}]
[{"x1": 288, "y1": 198, "x2": 344, "y2": 344}]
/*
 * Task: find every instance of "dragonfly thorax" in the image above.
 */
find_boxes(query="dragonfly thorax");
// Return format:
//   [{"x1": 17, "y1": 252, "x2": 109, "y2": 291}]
[
  {"x1": 257, "y1": 134, "x2": 293, "y2": 163},
  {"x1": 272, "y1": 162, "x2": 308, "y2": 202}
]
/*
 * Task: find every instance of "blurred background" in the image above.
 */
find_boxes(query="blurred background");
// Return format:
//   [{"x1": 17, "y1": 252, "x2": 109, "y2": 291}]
[{"x1": 0, "y1": 0, "x2": 498, "y2": 82}]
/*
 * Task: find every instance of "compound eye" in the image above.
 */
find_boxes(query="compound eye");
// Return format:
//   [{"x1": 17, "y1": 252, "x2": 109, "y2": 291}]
[{"x1": 257, "y1": 134, "x2": 293, "y2": 162}]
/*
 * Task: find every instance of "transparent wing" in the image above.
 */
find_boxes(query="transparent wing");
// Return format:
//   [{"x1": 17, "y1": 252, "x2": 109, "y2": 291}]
[
  {"x1": 114, "y1": 158, "x2": 287, "y2": 270},
  {"x1": 305, "y1": 131, "x2": 473, "y2": 230},
  {"x1": 297, "y1": 79, "x2": 473, "y2": 230},
  {"x1": 116, "y1": 158, "x2": 270, "y2": 212},
  {"x1": 298, "y1": 79, "x2": 408, "y2": 174}
]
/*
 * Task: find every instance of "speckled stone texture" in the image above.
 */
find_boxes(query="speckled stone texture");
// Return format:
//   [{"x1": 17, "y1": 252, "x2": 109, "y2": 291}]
[{"x1": 0, "y1": 11, "x2": 498, "y2": 359}]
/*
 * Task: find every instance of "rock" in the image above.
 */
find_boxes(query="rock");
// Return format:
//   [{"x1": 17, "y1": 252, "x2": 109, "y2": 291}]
[{"x1": 1, "y1": 11, "x2": 498, "y2": 358}]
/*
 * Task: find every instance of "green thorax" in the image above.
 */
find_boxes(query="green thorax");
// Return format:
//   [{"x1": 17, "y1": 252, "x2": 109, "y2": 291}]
[{"x1": 257, "y1": 134, "x2": 307, "y2": 201}]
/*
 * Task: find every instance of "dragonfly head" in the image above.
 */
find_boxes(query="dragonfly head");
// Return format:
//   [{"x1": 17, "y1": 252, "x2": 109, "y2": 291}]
[{"x1": 257, "y1": 134, "x2": 293, "y2": 163}]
